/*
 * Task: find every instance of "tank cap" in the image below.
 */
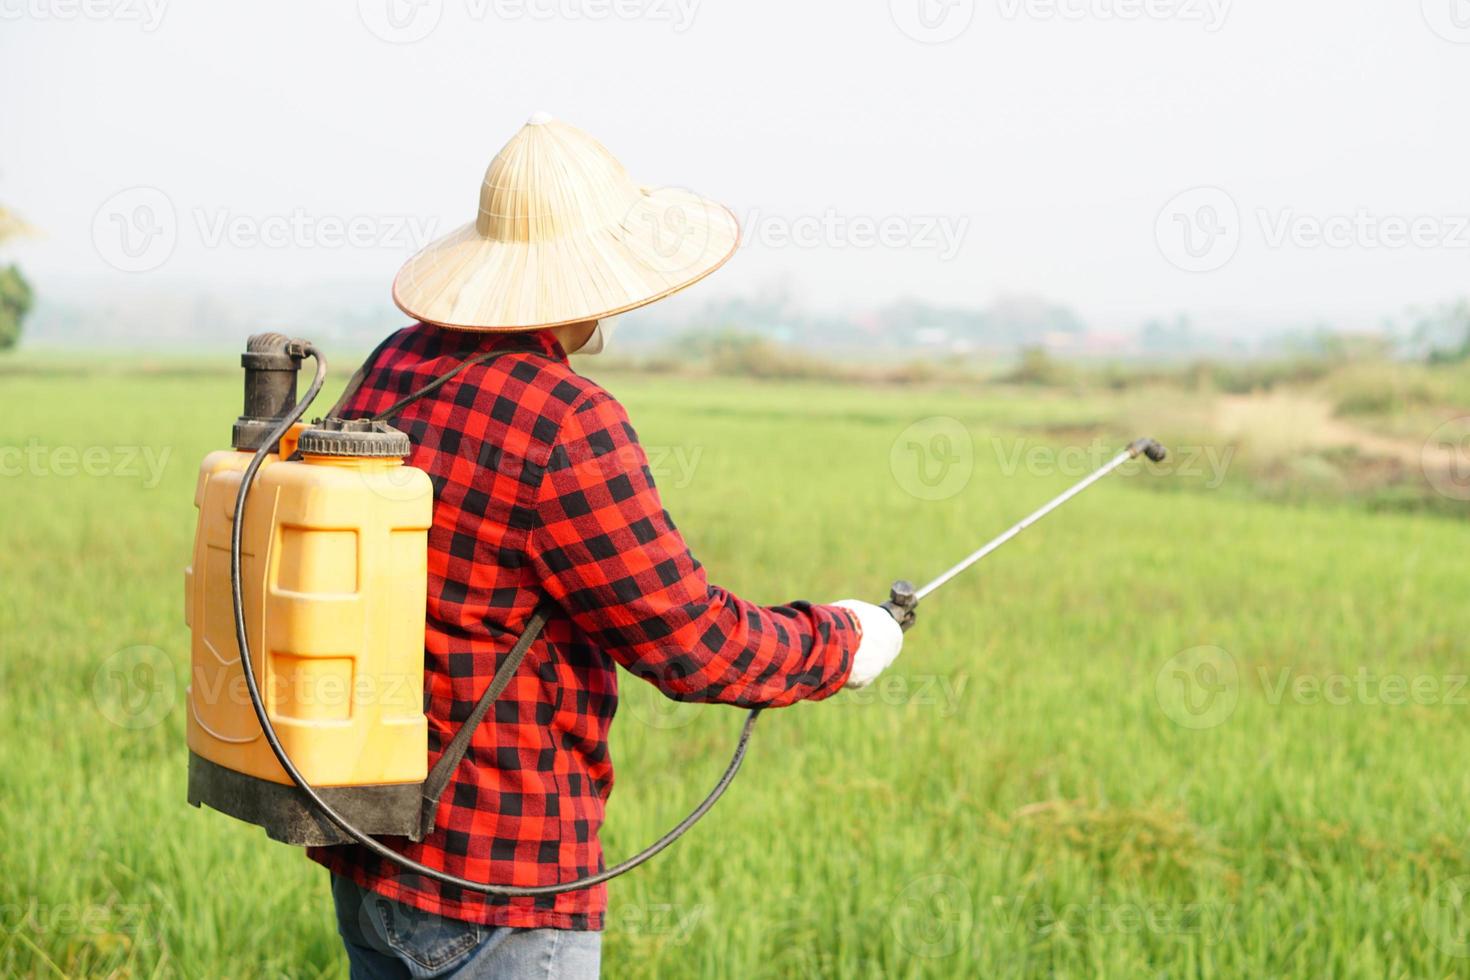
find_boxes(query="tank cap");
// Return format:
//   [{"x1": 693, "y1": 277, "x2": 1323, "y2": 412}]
[{"x1": 298, "y1": 418, "x2": 412, "y2": 458}]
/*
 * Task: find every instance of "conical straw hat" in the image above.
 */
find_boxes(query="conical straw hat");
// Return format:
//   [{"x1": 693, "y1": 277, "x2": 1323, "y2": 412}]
[{"x1": 393, "y1": 113, "x2": 741, "y2": 331}]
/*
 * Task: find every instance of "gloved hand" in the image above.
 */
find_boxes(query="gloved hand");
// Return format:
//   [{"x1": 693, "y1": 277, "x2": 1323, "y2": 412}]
[{"x1": 832, "y1": 600, "x2": 905, "y2": 688}]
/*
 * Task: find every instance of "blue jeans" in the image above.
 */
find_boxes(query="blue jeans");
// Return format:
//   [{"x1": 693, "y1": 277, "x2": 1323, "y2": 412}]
[{"x1": 331, "y1": 874, "x2": 602, "y2": 979}]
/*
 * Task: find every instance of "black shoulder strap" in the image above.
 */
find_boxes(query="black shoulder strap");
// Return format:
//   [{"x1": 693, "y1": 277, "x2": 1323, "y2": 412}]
[
  {"x1": 326, "y1": 334, "x2": 547, "y2": 423},
  {"x1": 371, "y1": 348, "x2": 508, "y2": 422},
  {"x1": 420, "y1": 600, "x2": 556, "y2": 835}
]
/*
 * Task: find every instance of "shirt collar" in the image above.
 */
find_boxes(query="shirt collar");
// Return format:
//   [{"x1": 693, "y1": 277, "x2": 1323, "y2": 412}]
[{"x1": 424, "y1": 323, "x2": 569, "y2": 364}]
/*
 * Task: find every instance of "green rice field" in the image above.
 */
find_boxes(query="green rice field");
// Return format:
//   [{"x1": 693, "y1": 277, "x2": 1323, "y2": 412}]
[{"x1": 3, "y1": 355, "x2": 1469, "y2": 977}]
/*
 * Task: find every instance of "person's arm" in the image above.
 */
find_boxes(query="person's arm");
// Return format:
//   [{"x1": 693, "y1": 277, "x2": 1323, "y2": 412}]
[{"x1": 528, "y1": 386, "x2": 863, "y2": 707}]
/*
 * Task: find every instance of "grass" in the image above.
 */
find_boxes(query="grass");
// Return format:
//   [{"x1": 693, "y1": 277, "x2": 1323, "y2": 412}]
[{"x1": 2, "y1": 356, "x2": 1470, "y2": 977}]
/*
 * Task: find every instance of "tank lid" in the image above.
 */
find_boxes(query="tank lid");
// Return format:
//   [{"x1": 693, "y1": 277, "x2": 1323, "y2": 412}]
[{"x1": 298, "y1": 418, "x2": 411, "y2": 458}]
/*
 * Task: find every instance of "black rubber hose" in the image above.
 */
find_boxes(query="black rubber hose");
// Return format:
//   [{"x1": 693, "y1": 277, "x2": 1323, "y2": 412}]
[{"x1": 229, "y1": 345, "x2": 762, "y2": 896}]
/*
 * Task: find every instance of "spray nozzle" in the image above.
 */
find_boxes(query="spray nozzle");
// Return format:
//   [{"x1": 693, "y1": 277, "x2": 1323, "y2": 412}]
[
  {"x1": 1129, "y1": 438, "x2": 1168, "y2": 463},
  {"x1": 880, "y1": 580, "x2": 919, "y2": 632}
]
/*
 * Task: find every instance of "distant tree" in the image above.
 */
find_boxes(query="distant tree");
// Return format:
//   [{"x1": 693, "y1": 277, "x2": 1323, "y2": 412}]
[
  {"x1": 1002, "y1": 345, "x2": 1076, "y2": 386},
  {"x1": 1140, "y1": 314, "x2": 1198, "y2": 354},
  {"x1": 1413, "y1": 300, "x2": 1470, "y2": 364},
  {"x1": 0, "y1": 206, "x2": 36, "y2": 352},
  {"x1": 0, "y1": 264, "x2": 33, "y2": 351}
]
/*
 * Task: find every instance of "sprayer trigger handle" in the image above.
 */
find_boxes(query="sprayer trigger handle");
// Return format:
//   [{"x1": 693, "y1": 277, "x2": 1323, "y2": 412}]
[{"x1": 880, "y1": 579, "x2": 919, "y2": 633}]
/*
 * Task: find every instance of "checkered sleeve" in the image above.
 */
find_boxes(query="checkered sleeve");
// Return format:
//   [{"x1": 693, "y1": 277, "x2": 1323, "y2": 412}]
[{"x1": 529, "y1": 386, "x2": 861, "y2": 706}]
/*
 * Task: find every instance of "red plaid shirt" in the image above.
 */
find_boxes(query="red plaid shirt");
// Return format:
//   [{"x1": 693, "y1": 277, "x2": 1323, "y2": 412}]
[{"x1": 310, "y1": 323, "x2": 860, "y2": 930}]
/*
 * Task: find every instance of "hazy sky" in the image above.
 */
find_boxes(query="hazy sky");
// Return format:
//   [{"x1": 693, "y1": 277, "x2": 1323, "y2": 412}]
[{"x1": 4, "y1": 0, "x2": 1468, "y2": 333}]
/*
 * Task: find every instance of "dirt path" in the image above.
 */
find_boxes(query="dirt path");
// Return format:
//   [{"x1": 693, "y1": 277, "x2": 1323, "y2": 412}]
[{"x1": 1213, "y1": 392, "x2": 1462, "y2": 469}]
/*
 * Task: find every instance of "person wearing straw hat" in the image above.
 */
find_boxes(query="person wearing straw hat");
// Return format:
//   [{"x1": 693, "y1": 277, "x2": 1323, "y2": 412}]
[{"x1": 312, "y1": 113, "x2": 906, "y2": 979}]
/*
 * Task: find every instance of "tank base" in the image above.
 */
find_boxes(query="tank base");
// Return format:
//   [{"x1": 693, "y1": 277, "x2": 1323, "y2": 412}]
[{"x1": 188, "y1": 752, "x2": 425, "y2": 846}]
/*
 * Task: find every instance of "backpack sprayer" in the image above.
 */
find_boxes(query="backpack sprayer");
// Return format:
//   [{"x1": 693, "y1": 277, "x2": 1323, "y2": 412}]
[{"x1": 185, "y1": 335, "x2": 1167, "y2": 895}]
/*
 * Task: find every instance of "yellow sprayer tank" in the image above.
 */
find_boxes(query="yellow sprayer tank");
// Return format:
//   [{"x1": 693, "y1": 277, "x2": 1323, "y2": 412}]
[{"x1": 185, "y1": 334, "x2": 434, "y2": 845}]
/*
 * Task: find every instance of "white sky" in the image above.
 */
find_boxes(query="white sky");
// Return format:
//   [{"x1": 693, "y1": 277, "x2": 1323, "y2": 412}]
[{"x1": 3, "y1": 0, "x2": 1468, "y2": 334}]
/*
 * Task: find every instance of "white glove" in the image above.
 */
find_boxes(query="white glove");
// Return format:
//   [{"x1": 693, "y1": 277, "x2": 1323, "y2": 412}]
[{"x1": 832, "y1": 600, "x2": 905, "y2": 688}]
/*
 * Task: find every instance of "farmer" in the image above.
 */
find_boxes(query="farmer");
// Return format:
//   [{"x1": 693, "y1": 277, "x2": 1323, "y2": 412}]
[{"x1": 312, "y1": 114, "x2": 906, "y2": 978}]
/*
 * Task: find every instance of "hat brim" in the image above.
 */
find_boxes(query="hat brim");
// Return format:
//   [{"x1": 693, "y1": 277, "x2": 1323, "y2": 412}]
[{"x1": 392, "y1": 188, "x2": 740, "y2": 332}]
